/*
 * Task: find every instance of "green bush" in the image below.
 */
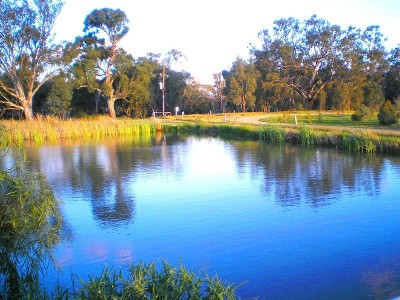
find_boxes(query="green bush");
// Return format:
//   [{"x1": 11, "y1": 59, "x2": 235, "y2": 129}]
[
  {"x1": 378, "y1": 100, "x2": 398, "y2": 125},
  {"x1": 351, "y1": 105, "x2": 371, "y2": 121}
]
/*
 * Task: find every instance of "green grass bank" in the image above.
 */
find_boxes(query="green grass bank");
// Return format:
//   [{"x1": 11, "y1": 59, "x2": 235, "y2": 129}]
[{"x1": 163, "y1": 122, "x2": 400, "y2": 155}]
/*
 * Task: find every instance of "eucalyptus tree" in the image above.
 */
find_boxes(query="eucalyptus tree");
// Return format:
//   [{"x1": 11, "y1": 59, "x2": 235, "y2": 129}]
[
  {"x1": 123, "y1": 56, "x2": 159, "y2": 118},
  {"x1": 384, "y1": 46, "x2": 400, "y2": 102},
  {"x1": 34, "y1": 73, "x2": 73, "y2": 118},
  {"x1": 0, "y1": 0, "x2": 64, "y2": 120},
  {"x1": 255, "y1": 15, "x2": 388, "y2": 110},
  {"x1": 226, "y1": 57, "x2": 259, "y2": 112},
  {"x1": 212, "y1": 73, "x2": 227, "y2": 113},
  {"x1": 181, "y1": 79, "x2": 213, "y2": 114},
  {"x1": 256, "y1": 16, "x2": 348, "y2": 108},
  {"x1": 73, "y1": 8, "x2": 131, "y2": 118}
]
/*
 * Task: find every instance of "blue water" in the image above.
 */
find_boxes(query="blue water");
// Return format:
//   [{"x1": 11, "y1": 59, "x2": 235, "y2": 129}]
[{"x1": 25, "y1": 135, "x2": 400, "y2": 299}]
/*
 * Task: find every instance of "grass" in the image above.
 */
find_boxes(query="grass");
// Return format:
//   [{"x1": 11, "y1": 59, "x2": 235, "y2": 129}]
[
  {"x1": 72, "y1": 261, "x2": 239, "y2": 299},
  {"x1": 0, "y1": 116, "x2": 158, "y2": 146},
  {"x1": 23, "y1": 261, "x2": 240, "y2": 299},
  {"x1": 260, "y1": 110, "x2": 400, "y2": 129}
]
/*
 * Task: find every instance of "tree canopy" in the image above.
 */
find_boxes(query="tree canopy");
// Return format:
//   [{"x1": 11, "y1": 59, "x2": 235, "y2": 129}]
[
  {"x1": 72, "y1": 8, "x2": 131, "y2": 118},
  {"x1": 0, "y1": 0, "x2": 64, "y2": 120}
]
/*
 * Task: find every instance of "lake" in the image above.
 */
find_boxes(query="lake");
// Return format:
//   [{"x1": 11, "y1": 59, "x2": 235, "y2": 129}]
[{"x1": 23, "y1": 134, "x2": 400, "y2": 299}]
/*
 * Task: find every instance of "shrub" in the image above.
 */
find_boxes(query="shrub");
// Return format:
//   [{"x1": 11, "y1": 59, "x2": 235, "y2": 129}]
[
  {"x1": 378, "y1": 100, "x2": 398, "y2": 125},
  {"x1": 351, "y1": 105, "x2": 371, "y2": 122}
]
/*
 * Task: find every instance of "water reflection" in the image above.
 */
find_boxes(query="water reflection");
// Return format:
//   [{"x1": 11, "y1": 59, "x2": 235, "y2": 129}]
[
  {"x1": 230, "y1": 140, "x2": 388, "y2": 208},
  {"x1": 17, "y1": 135, "x2": 400, "y2": 299}
]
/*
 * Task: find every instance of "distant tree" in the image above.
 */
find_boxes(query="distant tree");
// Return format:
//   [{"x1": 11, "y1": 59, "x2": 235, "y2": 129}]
[
  {"x1": 122, "y1": 56, "x2": 158, "y2": 118},
  {"x1": 182, "y1": 80, "x2": 213, "y2": 114},
  {"x1": 73, "y1": 8, "x2": 130, "y2": 118},
  {"x1": 254, "y1": 15, "x2": 388, "y2": 110},
  {"x1": 0, "y1": 0, "x2": 64, "y2": 120},
  {"x1": 156, "y1": 49, "x2": 186, "y2": 115},
  {"x1": 34, "y1": 73, "x2": 73, "y2": 118},
  {"x1": 212, "y1": 73, "x2": 227, "y2": 113},
  {"x1": 384, "y1": 47, "x2": 400, "y2": 102},
  {"x1": 226, "y1": 58, "x2": 259, "y2": 112}
]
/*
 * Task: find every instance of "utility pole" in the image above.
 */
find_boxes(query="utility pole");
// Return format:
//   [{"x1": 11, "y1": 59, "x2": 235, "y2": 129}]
[{"x1": 162, "y1": 63, "x2": 166, "y2": 116}]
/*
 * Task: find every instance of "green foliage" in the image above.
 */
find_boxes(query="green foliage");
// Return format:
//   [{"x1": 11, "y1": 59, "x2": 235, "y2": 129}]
[
  {"x1": 351, "y1": 105, "x2": 372, "y2": 122},
  {"x1": 182, "y1": 81, "x2": 213, "y2": 114},
  {"x1": 384, "y1": 47, "x2": 400, "y2": 101},
  {"x1": 0, "y1": 0, "x2": 64, "y2": 120},
  {"x1": 253, "y1": 15, "x2": 387, "y2": 111},
  {"x1": 339, "y1": 131, "x2": 378, "y2": 153},
  {"x1": 0, "y1": 151, "x2": 62, "y2": 298},
  {"x1": 226, "y1": 58, "x2": 260, "y2": 112},
  {"x1": 73, "y1": 8, "x2": 131, "y2": 118},
  {"x1": 73, "y1": 261, "x2": 239, "y2": 299},
  {"x1": 259, "y1": 125, "x2": 285, "y2": 143},
  {"x1": 299, "y1": 126, "x2": 316, "y2": 146},
  {"x1": 378, "y1": 100, "x2": 398, "y2": 125}
]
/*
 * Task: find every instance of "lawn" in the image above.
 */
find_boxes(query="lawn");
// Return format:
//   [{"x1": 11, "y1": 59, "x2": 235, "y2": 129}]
[{"x1": 259, "y1": 111, "x2": 399, "y2": 131}]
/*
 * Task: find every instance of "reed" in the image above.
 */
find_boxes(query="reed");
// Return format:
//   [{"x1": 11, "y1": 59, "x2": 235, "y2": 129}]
[
  {"x1": 0, "y1": 116, "x2": 157, "y2": 145},
  {"x1": 339, "y1": 130, "x2": 379, "y2": 153},
  {"x1": 64, "y1": 260, "x2": 239, "y2": 299},
  {"x1": 259, "y1": 125, "x2": 285, "y2": 143}
]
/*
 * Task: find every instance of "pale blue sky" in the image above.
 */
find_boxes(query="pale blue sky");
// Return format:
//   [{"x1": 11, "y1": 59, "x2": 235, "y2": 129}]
[{"x1": 53, "y1": 0, "x2": 400, "y2": 84}]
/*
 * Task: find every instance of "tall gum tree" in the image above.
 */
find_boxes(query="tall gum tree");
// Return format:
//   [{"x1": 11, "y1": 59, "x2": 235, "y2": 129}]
[
  {"x1": 75, "y1": 8, "x2": 130, "y2": 118},
  {"x1": 254, "y1": 15, "x2": 387, "y2": 110},
  {"x1": 0, "y1": 0, "x2": 64, "y2": 120},
  {"x1": 227, "y1": 58, "x2": 259, "y2": 112}
]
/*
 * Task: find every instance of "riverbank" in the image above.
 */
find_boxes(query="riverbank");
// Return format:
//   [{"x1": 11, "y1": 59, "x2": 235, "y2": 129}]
[{"x1": 1, "y1": 113, "x2": 400, "y2": 154}]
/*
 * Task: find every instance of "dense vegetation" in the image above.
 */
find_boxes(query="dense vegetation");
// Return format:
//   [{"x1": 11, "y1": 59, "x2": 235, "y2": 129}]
[
  {"x1": 0, "y1": 150, "x2": 62, "y2": 298},
  {"x1": 0, "y1": 0, "x2": 399, "y2": 123}
]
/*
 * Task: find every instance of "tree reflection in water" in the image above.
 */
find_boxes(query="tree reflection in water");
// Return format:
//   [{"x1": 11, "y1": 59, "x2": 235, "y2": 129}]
[{"x1": 231, "y1": 140, "x2": 387, "y2": 208}]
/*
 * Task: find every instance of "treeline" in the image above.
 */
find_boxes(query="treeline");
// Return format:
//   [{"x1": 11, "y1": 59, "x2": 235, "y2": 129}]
[
  {"x1": 222, "y1": 15, "x2": 400, "y2": 115},
  {"x1": 0, "y1": 0, "x2": 399, "y2": 121}
]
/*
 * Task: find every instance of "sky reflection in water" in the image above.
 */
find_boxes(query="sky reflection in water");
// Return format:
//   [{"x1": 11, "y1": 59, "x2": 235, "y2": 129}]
[{"x1": 24, "y1": 134, "x2": 400, "y2": 299}]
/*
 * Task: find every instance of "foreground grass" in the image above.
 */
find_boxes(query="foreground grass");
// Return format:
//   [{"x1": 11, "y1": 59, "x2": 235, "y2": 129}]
[{"x1": 25, "y1": 261, "x2": 240, "y2": 299}]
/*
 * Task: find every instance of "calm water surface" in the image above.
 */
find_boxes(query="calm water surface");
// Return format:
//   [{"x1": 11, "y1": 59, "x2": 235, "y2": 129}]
[{"x1": 24, "y1": 134, "x2": 400, "y2": 299}]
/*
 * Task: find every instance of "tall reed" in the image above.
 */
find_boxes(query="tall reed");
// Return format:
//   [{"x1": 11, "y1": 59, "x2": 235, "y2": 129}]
[
  {"x1": 259, "y1": 125, "x2": 285, "y2": 143},
  {"x1": 339, "y1": 130, "x2": 379, "y2": 153},
  {"x1": 0, "y1": 116, "x2": 157, "y2": 145},
  {"x1": 299, "y1": 126, "x2": 316, "y2": 146}
]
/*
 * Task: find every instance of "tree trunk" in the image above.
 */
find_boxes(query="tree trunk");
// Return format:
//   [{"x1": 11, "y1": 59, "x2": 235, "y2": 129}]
[
  {"x1": 108, "y1": 98, "x2": 116, "y2": 118},
  {"x1": 21, "y1": 98, "x2": 34, "y2": 121}
]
